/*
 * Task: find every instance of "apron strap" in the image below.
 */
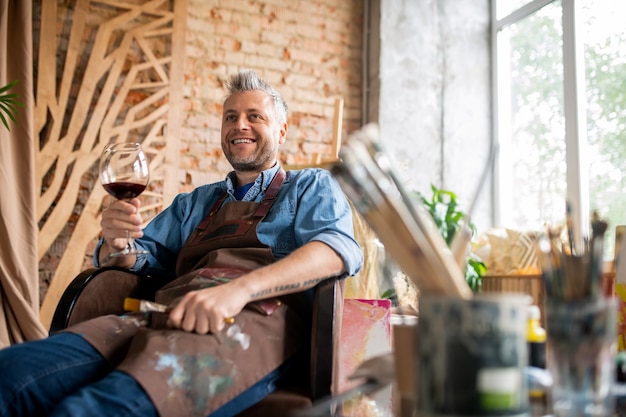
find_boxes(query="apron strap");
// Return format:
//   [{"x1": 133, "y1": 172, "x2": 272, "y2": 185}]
[
  {"x1": 250, "y1": 167, "x2": 285, "y2": 219},
  {"x1": 192, "y1": 167, "x2": 286, "y2": 233}
]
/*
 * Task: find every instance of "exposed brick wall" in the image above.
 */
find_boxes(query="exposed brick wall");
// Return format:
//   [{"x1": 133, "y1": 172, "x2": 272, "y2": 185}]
[
  {"x1": 35, "y1": 0, "x2": 364, "y2": 298},
  {"x1": 180, "y1": 0, "x2": 363, "y2": 189},
  {"x1": 39, "y1": 0, "x2": 363, "y2": 194}
]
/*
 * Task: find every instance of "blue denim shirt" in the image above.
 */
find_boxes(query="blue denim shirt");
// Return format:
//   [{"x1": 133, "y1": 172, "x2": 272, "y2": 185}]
[{"x1": 95, "y1": 164, "x2": 363, "y2": 282}]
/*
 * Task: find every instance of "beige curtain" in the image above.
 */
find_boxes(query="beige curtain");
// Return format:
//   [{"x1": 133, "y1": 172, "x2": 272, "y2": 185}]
[{"x1": 0, "y1": 0, "x2": 47, "y2": 347}]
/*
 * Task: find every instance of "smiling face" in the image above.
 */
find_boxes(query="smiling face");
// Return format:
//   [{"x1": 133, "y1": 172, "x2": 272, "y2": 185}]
[{"x1": 221, "y1": 90, "x2": 287, "y2": 178}]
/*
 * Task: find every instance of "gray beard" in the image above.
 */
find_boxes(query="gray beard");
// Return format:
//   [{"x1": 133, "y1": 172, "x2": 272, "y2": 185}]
[
  {"x1": 229, "y1": 160, "x2": 266, "y2": 172},
  {"x1": 225, "y1": 146, "x2": 276, "y2": 173}
]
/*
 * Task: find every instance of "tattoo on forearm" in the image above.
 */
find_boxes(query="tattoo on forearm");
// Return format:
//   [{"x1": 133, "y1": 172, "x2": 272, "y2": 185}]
[
  {"x1": 250, "y1": 288, "x2": 272, "y2": 299},
  {"x1": 302, "y1": 277, "x2": 325, "y2": 287},
  {"x1": 249, "y1": 277, "x2": 328, "y2": 299},
  {"x1": 274, "y1": 282, "x2": 301, "y2": 292}
]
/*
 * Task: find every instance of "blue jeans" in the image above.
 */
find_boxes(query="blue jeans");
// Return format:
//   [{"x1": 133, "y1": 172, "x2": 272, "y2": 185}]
[{"x1": 0, "y1": 332, "x2": 284, "y2": 417}]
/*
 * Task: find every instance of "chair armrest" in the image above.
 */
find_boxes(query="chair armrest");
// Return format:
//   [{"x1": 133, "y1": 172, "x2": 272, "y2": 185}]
[
  {"x1": 49, "y1": 266, "x2": 151, "y2": 334},
  {"x1": 310, "y1": 277, "x2": 344, "y2": 400}
]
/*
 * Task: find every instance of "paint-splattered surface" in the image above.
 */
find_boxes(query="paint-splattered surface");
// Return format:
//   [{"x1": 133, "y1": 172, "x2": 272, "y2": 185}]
[
  {"x1": 68, "y1": 304, "x2": 305, "y2": 417},
  {"x1": 337, "y1": 298, "x2": 392, "y2": 417}
]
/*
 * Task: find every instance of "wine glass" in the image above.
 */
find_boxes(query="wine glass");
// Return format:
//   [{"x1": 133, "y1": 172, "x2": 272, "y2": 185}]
[{"x1": 99, "y1": 142, "x2": 150, "y2": 257}]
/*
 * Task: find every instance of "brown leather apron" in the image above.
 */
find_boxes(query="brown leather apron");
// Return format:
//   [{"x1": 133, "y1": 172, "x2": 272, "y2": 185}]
[{"x1": 67, "y1": 168, "x2": 306, "y2": 417}]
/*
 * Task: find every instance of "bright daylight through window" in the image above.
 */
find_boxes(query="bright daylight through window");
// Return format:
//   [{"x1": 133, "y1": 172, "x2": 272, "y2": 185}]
[{"x1": 494, "y1": 0, "x2": 626, "y2": 258}]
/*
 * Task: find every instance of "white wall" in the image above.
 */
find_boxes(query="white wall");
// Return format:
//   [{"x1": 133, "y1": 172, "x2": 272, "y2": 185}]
[{"x1": 373, "y1": 0, "x2": 493, "y2": 232}]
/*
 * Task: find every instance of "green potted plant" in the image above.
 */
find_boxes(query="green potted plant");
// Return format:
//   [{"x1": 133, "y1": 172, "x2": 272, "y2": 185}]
[
  {"x1": 416, "y1": 184, "x2": 487, "y2": 293},
  {"x1": 381, "y1": 184, "x2": 487, "y2": 305}
]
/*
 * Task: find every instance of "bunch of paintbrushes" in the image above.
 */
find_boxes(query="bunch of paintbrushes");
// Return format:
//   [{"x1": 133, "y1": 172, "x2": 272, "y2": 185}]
[
  {"x1": 331, "y1": 123, "x2": 472, "y2": 299},
  {"x1": 537, "y1": 210, "x2": 609, "y2": 302}
]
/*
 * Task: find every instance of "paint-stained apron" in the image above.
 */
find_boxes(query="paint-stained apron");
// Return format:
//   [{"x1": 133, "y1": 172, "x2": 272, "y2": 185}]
[{"x1": 67, "y1": 168, "x2": 308, "y2": 417}]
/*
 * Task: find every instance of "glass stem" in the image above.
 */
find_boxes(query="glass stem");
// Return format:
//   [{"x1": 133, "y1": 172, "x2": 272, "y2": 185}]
[{"x1": 125, "y1": 230, "x2": 134, "y2": 252}]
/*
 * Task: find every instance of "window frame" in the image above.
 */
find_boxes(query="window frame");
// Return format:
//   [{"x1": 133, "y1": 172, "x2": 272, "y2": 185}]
[{"x1": 492, "y1": 0, "x2": 590, "y2": 249}]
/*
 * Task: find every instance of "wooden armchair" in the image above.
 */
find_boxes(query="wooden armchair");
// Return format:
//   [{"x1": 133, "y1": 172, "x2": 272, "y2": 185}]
[{"x1": 49, "y1": 266, "x2": 344, "y2": 417}]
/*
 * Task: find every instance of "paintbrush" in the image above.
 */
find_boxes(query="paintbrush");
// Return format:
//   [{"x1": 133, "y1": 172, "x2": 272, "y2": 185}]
[
  {"x1": 123, "y1": 297, "x2": 236, "y2": 324},
  {"x1": 590, "y1": 211, "x2": 608, "y2": 299},
  {"x1": 124, "y1": 297, "x2": 170, "y2": 313}
]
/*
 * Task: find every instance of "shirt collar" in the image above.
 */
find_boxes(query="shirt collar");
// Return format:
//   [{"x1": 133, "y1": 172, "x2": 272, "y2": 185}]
[{"x1": 224, "y1": 162, "x2": 282, "y2": 197}]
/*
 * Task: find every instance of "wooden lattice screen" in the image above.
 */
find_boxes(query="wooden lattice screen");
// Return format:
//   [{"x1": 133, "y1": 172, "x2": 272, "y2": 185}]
[{"x1": 35, "y1": 0, "x2": 188, "y2": 329}]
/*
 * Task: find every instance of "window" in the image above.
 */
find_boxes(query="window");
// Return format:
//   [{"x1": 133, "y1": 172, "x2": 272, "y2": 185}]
[
  {"x1": 496, "y1": 0, "x2": 535, "y2": 19},
  {"x1": 494, "y1": 0, "x2": 626, "y2": 258}
]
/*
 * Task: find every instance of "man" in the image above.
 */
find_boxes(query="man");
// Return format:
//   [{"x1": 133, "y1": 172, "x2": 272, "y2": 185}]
[{"x1": 0, "y1": 69, "x2": 363, "y2": 417}]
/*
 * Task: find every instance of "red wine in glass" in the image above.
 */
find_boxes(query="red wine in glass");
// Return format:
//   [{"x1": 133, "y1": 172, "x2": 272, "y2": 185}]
[
  {"x1": 99, "y1": 142, "x2": 150, "y2": 257},
  {"x1": 102, "y1": 182, "x2": 147, "y2": 200}
]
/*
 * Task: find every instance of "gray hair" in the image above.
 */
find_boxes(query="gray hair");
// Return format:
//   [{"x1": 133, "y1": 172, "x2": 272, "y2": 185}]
[{"x1": 225, "y1": 69, "x2": 288, "y2": 124}]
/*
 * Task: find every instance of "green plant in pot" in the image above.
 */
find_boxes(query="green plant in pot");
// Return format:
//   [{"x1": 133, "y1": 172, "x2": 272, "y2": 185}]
[
  {"x1": 381, "y1": 184, "x2": 487, "y2": 304},
  {"x1": 416, "y1": 184, "x2": 486, "y2": 293}
]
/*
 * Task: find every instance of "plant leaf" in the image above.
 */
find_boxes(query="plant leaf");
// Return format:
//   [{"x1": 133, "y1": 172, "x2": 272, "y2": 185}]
[
  {"x1": 0, "y1": 99, "x2": 23, "y2": 110},
  {"x1": 0, "y1": 79, "x2": 17, "y2": 94},
  {"x1": 0, "y1": 111, "x2": 10, "y2": 130},
  {"x1": 0, "y1": 102, "x2": 18, "y2": 122},
  {"x1": 0, "y1": 80, "x2": 23, "y2": 132},
  {"x1": 0, "y1": 101, "x2": 15, "y2": 115},
  {"x1": 380, "y1": 288, "x2": 399, "y2": 307},
  {"x1": 0, "y1": 93, "x2": 19, "y2": 100},
  {"x1": 0, "y1": 97, "x2": 24, "y2": 108}
]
